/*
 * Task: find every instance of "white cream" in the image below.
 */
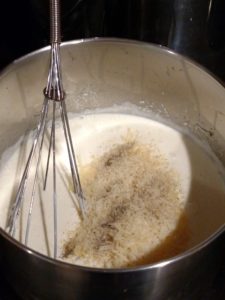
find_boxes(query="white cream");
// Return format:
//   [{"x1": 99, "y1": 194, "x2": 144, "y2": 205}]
[{"x1": 0, "y1": 113, "x2": 225, "y2": 263}]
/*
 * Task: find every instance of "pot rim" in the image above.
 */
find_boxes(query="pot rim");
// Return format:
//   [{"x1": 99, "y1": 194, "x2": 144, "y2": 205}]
[
  {"x1": 0, "y1": 37, "x2": 225, "y2": 274},
  {"x1": 1, "y1": 37, "x2": 225, "y2": 89}
]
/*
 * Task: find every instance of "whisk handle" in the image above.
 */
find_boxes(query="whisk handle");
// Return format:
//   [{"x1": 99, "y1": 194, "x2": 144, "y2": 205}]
[
  {"x1": 50, "y1": 0, "x2": 61, "y2": 44},
  {"x1": 44, "y1": 0, "x2": 65, "y2": 101}
]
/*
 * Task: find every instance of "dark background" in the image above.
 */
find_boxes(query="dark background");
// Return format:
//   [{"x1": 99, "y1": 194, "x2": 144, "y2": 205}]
[
  {"x1": 0, "y1": 0, "x2": 225, "y2": 299},
  {"x1": 0, "y1": 0, "x2": 225, "y2": 80}
]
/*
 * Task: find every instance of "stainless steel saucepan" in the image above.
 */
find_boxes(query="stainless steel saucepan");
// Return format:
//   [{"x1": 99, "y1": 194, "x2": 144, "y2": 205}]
[{"x1": 0, "y1": 39, "x2": 225, "y2": 300}]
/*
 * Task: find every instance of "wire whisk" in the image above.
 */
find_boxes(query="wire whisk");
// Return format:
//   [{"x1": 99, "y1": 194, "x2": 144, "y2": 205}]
[{"x1": 6, "y1": 0, "x2": 85, "y2": 259}]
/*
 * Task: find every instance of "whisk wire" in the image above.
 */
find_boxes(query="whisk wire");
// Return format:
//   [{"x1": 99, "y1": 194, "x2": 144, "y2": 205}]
[
  {"x1": 60, "y1": 101, "x2": 86, "y2": 218},
  {"x1": 43, "y1": 103, "x2": 53, "y2": 190},
  {"x1": 7, "y1": 98, "x2": 49, "y2": 236},
  {"x1": 25, "y1": 100, "x2": 49, "y2": 245},
  {"x1": 52, "y1": 101, "x2": 58, "y2": 258}
]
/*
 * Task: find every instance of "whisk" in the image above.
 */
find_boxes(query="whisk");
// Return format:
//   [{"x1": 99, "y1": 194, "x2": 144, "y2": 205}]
[{"x1": 6, "y1": 0, "x2": 85, "y2": 258}]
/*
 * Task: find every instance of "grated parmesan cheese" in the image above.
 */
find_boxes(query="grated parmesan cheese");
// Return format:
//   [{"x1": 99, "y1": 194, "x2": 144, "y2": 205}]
[{"x1": 63, "y1": 141, "x2": 189, "y2": 268}]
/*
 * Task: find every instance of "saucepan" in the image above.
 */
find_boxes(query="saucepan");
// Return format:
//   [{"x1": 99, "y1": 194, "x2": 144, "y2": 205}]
[{"x1": 0, "y1": 39, "x2": 225, "y2": 300}]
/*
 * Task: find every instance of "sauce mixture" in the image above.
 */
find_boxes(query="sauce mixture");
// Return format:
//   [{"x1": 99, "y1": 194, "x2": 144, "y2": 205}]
[{"x1": 0, "y1": 113, "x2": 225, "y2": 267}]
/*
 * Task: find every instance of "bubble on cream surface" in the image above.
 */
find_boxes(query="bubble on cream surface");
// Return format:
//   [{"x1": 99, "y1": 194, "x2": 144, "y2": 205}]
[{"x1": 0, "y1": 113, "x2": 225, "y2": 267}]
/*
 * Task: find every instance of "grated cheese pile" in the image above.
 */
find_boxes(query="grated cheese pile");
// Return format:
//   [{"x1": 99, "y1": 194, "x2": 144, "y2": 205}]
[{"x1": 63, "y1": 141, "x2": 189, "y2": 268}]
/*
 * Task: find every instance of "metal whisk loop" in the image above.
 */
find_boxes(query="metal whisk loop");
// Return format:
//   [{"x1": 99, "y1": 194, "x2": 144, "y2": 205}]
[
  {"x1": 44, "y1": 0, "x2": 86, "y2": 218},
  {"x1": 6, "y1": 99, "x2": 49, "y2": 236},
  {"x1": 60, "y1": 101, "x2": 86, "y2": 216}
]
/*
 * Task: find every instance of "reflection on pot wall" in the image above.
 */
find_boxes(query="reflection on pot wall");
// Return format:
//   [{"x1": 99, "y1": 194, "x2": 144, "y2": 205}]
[{"x1": 0, "y1": 0, "x2": 225, "y2": 79}]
